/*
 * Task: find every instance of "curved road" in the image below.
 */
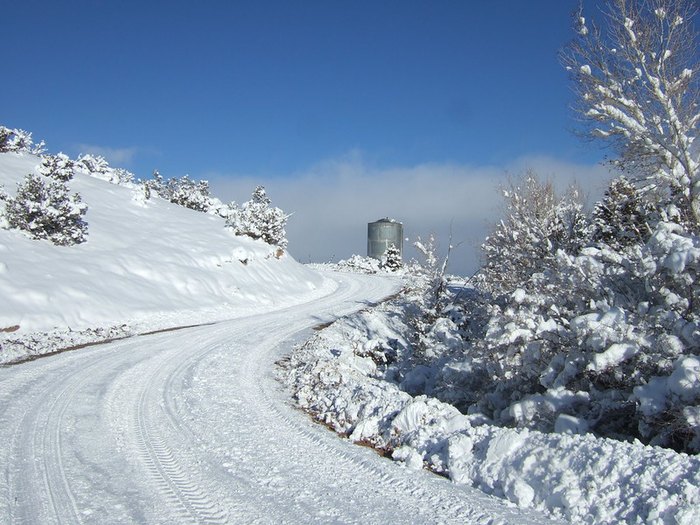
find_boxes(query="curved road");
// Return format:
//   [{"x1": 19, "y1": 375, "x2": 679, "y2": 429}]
[{"x1": 0, "y1": 273, "x2": 557, "y2": 524}]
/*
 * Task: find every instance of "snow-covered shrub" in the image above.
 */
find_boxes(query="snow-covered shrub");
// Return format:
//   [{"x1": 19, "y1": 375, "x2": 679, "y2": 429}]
[
  {"x1": 110, "y1": 167, "x2": 135, "y2": 186},
  {"x1": 333, "y1": 255, "x2": 381, "y2": 274},
  {"x1": 478, "y1": 173, "x2": 588, "y2": 295},
  {"x1": 142, "y1": 170, "x2": 164, "y2": 200},
  {"x1": 70, "y1": 153, "x2": 135, "y2": 186},
  {"x1": 226, "y1": 186, "x2": 288, "y2": 249},
  {"x1": 399, "y1": 235, "x2": 466, "y2": 371},
  {"x1": 3, "y1": 173, "x2": 88, "y2": 245},
  {"x1": 39, "y1": 153, "x2": 75, "y2": 182},
  {"x1": 139, "y1": 171, "x2": 212, "y2": 212},
  {"x1": 164, "y1": 175, "x2": 212, "y2": 212},
  {"x1": 76, "y1": 153, "x2": 110, "y2": 175},
  {"x1": 0, "y1": 126, "x2": 45, "y2": 154},
  {"x1": 0, "y1": 127, "x2": 11, "y2": 152},
  {"x1": 353, "y1": 169, "x2": 700, "y2": 450},
  {"x1": 381, "y1": 244, "x2": 402, "y2": 272}
]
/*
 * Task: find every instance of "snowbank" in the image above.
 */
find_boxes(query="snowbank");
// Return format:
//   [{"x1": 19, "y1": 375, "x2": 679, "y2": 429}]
[
  {"x1": 0, "y1": 152, "x2": 331, "y2": 361},
  {"x1": 281, "y1": 294, "x2": 700, "y2": 525}
]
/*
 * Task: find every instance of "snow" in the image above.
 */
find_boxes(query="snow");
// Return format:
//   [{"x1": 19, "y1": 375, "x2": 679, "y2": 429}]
[
  {"x1": 0, "y1": 151, "x2": 329, "y2": 361},
  {"x1": 587, "y1": 342, "x2": 639, "y2": 372},
  {"x1": 4, "y1": 272, "x2": 556, "y2": 524},
  {"x1": 283, "y1": 290, "x2": 700, "y2": 524},
  {"x1": 2, "y1": 147, "x2": 700, "y2": 524},
  {"x1": 0, "y1": 147, "x2": 563, "y2": 523}
]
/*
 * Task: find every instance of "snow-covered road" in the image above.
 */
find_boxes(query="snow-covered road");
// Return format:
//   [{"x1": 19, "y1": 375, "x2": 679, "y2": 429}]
[{"x1": 0, "y1": 273, "x2": 557, "y2": 524}]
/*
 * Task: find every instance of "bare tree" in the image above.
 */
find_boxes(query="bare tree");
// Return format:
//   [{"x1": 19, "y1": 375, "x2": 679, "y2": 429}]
[{"x1": 562, "y1": 0, "x2": 699, "y2": 222}]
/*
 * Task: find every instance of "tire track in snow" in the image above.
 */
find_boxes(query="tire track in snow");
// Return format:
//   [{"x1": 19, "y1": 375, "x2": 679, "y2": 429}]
[
  {"x1": 0, "y1": 273, "x2": 559, "y2": 524},
  {"x1": 7, "y1": 351, "x2": 109, "y2": 524},
  {"x1": 132, "y1": 340, "x2": 228, "y2": 525},
  {"x1": 171, "y1": 274, "x2": 556, "y2": 524}
]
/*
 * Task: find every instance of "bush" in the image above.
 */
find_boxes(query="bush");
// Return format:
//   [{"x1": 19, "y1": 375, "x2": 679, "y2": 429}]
[
  {"x1": 139, "y1": 171, "x2": 212, "y2": 212},
  {"x1": 39, "y1": 153, "x2": 75, "y2": 182},
  {"x1": 3, "y1": 173, "x2": 88, "y2": 245},
  {"x1": 76, "y1": 154, "x2": 110, "y2": 175},
  {"x1": 165, "y1": 175, "x2": 212, "y2": 212},
  {"x1": 381, "y1": 244, "x2": 402, "y2": 271},
  {"x1": 478, "y1": 173, "x2": 588, "y2": 295},
  {"x1": 227, "y1": 186, "x2": 288, "y2": 249},
  {"x1": 0, "y1": 126, "x2": 45, "y2": 154}
]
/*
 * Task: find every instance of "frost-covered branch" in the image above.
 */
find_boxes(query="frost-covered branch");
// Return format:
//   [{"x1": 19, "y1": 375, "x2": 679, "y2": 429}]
[{"x1": 562, "y1": 0, "x2": 699, "y2": 222}]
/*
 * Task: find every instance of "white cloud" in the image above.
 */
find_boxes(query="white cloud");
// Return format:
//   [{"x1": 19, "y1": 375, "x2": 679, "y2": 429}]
[
  {"x1": 74, "y1": 144, "x2": 140, "y2": 166},
  {"x1": 207, "y1": 153, "x2": 615, "y2": 276}
]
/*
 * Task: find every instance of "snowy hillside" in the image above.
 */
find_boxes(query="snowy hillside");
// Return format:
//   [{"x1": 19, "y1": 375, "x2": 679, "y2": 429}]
[{"x1": 0, "y1": 151, "x2": 330, "y2": 358}]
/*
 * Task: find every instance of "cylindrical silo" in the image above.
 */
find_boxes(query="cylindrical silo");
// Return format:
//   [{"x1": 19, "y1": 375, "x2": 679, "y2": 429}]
[{"x1": 367, "y1": 218, "x2": 403, "y2": 260}]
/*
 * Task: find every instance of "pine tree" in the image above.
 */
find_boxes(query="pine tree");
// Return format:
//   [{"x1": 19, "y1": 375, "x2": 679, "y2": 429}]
[
  {"x1": 165, "y1": 175, "x2": 212, "y2": 212},
  {"x1": 4, "y1": 174, "x2": 88, "y2": 245},
  {"x1": 227, "y1": 186, "x2": 289, "y2": 249},
  {"x1": 39, "y1": 153, "x2": 75, "y2": 182},
  {"x1": 0, "y1": 127, "x2": 12, "y2": 152},
  {"x1": 0, "y1": 126, "x2": 45, "y2": 154},
  {"x1": 590, "y1": 176, "x2": 655, "y2": 249},
  {"x1": 76, "y1": 154, "x2": 110, "y2": 174},
  {"x1": 381, "y1": 243, "x2": 402, "y2": 271}
]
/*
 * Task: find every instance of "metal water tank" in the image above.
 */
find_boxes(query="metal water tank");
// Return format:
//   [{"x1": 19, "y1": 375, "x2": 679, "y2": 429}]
[{"x1": 367, "y1": 218, "x2": 403, "y2": 260}]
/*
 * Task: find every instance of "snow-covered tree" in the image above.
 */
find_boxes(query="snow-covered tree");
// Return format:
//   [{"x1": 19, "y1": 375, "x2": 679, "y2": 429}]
[
  {"x1": 227, "y1": 186, "x2": 288, "y2": 249},
  {"x1": 139, "y1": 171, "x2": 212, "y2": 212},
  {"x1": 110, "y1": 168, "x2": 135, "y2": 186},
  {"x1": 590, "y1": 175, "x2": 656, "y2": 249},
  {"x1": 3, "y1": 173, "x2": 88, "y2": 245},
  {"x1": 562, "y1": 0, "x2": 700, "y2": 223},
  {"x1": 165, "y1": 175, "x2": 212, "y2": 212},
  {"x1": 142, "y1": 169, "x2": 165, "y2": 200},
  {"x1": 39, "y1": 153, "x2": 75, "y2": 182},
  {"x1": 381, "y1": 243, "x2": 402, "y2": 271},
  {"x1": 478, "y1": 172, "x2": 588, "y2": 295},
  {"x1": 0, "y1": 126, "x2": 45, "y2": 154},
  {"x1": 76, "y1": 154, "x2": 110, "y2": 175},
  {"x1": 0, "y1": 127, "x2": 14, "y2": 152}
]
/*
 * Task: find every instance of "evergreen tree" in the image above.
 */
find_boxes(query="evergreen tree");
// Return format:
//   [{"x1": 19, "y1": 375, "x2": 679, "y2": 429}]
[
  {"x1": 165, "y1": 175, "x2": 212, "y2": 212},
  {"x1": 4, "y1": 174, "x2": 88, "y2": 245},
  {"x1": 76, "y1": 154, "x2": 110, "y2": 174},
  {"x1": 0, "y1": 126, "x2": 45, "y2": 154},
  {"x1": 39, "y1": 153, "x2": 75, "y2": 182},
  {"x1": 381, "y1": 243, "x2": 402, "y2": 271},
  {"x1": 227, "y1": 186, "x2": 288, "y2": 249},
  {"x1": 590, "y1": 176, "x2": 656, "y2": 249}
]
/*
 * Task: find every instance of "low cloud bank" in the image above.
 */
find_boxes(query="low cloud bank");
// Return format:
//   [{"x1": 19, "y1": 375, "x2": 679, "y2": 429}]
[{"x1": 209, "y1": 153, "x2": 613, "y2": 276}]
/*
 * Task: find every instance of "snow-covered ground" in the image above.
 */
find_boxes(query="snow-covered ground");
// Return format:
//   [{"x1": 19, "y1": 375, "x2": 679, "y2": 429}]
[
  {"x1": 0, "y1": 272, "x2": 559, "y2": 524},
  {"x1": 0, "y1": 149, "x2": 559, "y2": 523},
  {"x1": 2, "y1": 148, "x2": 697, "y2": 524},
  {"x1": 0, "y1": 151, "x2": 328, "y2": 363}
]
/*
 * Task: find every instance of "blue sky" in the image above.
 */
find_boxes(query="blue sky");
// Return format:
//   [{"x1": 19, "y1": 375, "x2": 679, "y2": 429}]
[{"x1": 3, "y1": 0, "x2": 613, "y2": 274}]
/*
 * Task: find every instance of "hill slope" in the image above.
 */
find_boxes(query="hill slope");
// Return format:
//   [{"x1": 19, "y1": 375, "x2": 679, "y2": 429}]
[{"x1": 0, "y1": 151, "x2": 330, "y2": 337}]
